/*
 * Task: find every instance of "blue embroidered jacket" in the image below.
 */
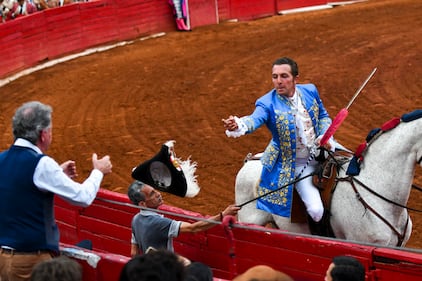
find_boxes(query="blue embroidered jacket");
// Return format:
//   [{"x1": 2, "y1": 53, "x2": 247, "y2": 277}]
[{"x1": 241, "y1": 84, "x2": 331, "y2": 218}]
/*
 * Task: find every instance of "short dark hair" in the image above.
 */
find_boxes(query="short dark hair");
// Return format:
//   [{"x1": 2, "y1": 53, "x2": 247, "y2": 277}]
[
  {"x1": 272, "y1": 57, "x2": 299, "y2": 77},
  {"x1": 127, "y1": 180, "x2": 146, "y2": 205},
  {"x1": 331, "y1": 256, "x2": 365, "y2": 281},
  {"x1": 185, "y1": 262, "x2": 213, "y2": 281},
  {"x1": 30, "y1": 256, "x2": 82, "y2": 281},
  {"x1": 119, "y1": 249, "x2": 185, "y2": 281}
]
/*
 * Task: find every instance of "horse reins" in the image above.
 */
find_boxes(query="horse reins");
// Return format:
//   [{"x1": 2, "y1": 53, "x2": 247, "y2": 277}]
[
  {"x1": 347, "y1": 177, "x2": 422, "y2": 213},
  {"x1": 336, "y1": 175, "x2": 422, "y2": 246},
  {"x1": 236, "y1": 144, "x2": 323, "y2": 208},
  {"x1": 236, "y1": 172, "x2": 315, "y2": 208}
]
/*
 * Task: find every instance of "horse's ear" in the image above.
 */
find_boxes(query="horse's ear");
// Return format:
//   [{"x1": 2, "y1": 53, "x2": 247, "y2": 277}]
[{"x1": 131, "y1": 140, "x2": 200, "y2": 198}]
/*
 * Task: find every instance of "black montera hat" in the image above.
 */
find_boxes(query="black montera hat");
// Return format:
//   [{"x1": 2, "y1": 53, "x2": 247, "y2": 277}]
[{"x1": 131, "y1": 140, "x2": 200, "y2": 198}]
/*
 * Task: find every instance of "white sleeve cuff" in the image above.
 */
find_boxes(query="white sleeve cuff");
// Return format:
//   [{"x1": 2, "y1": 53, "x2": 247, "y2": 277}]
[{"x1": 225, "y1": 116, "x2": 248, "y2": 138}]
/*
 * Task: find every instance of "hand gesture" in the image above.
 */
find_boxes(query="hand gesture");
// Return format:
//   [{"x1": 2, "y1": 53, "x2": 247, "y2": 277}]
[
  {"x1": 222, "y1": 204, "x2": 241, "y2": 217},
  {"x1": 222, "y1": 115, "x2": 238, "y2": 131},
  {"x1": 92, "y1": 153, "x2": 112, "y2": 175},
  {"x1": 315, "y1": 136, "x2": 334, "y2": 152},
  {"x1": 61, "y1": 160, "x2": 78, "y2": 179}
]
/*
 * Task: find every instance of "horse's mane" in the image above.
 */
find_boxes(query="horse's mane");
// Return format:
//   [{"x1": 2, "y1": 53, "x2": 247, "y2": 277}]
[{"x1": 346, "y1": 109, "x2": 422, "y2": 176}]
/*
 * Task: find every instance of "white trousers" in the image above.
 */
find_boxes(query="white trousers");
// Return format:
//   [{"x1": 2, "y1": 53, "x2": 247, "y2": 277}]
[{"x1": 294, "y1": 160, "x2": 324, "y2": 222}]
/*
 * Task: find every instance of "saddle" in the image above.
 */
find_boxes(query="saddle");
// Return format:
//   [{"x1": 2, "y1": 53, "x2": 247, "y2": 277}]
[
  {"x1": 248, "y1": 149, "x2": 352, "y2": 237},
  {"x1": 291, "y1": 150, "x2": 353, "y2": 237},
  {"x1": 313, "y1": 150, "x2": 352, "y2": 207}
]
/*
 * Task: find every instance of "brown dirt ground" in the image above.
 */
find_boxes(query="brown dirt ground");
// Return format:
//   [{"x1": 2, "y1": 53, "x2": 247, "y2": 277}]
[{"x1": 0, "y1": 0, "x2": 421, "y2": 248}]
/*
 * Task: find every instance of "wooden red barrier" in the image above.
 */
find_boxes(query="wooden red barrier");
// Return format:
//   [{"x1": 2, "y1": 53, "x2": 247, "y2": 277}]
[
  {"x1": 60, "y1": 242, "x2": 130, "y2": 281},
  {"x1": 115, "y1": 0, "x2": 174, "y2": 40},
  {"x1": 0, "y1": 19, "x2": 25, "y2": 77},
  {"x1": 21, "y1": 12, "x2": 48, "y2": 66},
  {"x1": 0, "y1": 0, "x2": 365, "y2": 80},
  {"x1": 276, "y1": 0, "x2": 327, "y2": 12},
  {"x1": 79, "y1": 0, "x2": 119, "y2": 48},
  {"x1": 216, "y1": 0, "x2": 230, "y2": 22},
  {"x1": 54, "y1": 188, "x2": 422, "y2": 281},
  {"x1": 228, "y1": 0, "x2": 276, "y2": 21},
  {"x1": 371, "y1": 248, "x2": 422, "y2": 281},
  {"x1": 44, "y1": 4, "x2": 83, "y2": 59},
  {"x1": 188, "y1": 0, "x2": 218, "y2": 27}
]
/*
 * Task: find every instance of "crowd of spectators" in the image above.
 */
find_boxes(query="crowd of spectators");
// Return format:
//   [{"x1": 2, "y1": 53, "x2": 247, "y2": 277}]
[
  {"x1": 0, "y1": 0, "x2": 84, "y2": 23},
  {"x1": 119, "y1": 249, "x2": 365, "y2": 281}
]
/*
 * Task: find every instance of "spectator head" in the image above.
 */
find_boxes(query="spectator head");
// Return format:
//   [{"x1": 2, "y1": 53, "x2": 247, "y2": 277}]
[
  {"x1": 127, "y1": 180, "x2": 146, "y2": 205},
  {"x1": 233, "y1": 265, "x2": 294, "y2": 281},
  {"x1": 325, "y1": 255, "x2": 365, "y2": 281},
  {"x1": 127, "y1": 180, "x2": 163, "y2": 208},
  {"x1": 12, "y1": 101, "x2": 52, "y2": 145},
  {"x1": 119, "y1": 249, "x2": 184, "y2": 281},
  {"x1": 185, "y1": 262, "x2": 213, "y2": 281},
  {"x1": 30, "y1": 256, "x2": 82, "y2": 281}
]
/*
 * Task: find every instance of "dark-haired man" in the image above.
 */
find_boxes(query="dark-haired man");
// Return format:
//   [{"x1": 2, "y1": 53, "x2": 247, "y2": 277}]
[
  {"x1": 223, "y1": 57, "x2": 334, "y2": 235},
  {"x1": 325, "y1": 256, "x2": 365, "y2": 281}
]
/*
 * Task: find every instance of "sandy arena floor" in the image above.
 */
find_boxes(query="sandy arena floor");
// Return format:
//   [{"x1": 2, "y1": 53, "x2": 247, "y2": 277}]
[{"x1": 0, "y1": 0, "x2": 421, "y2": 248}]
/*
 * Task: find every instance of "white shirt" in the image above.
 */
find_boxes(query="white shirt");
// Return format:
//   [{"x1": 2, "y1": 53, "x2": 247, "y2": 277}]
[
  {"x1": 288, "y1": 92, "x2": 316, "y2": 159},
  {"x1": 14, "y1": 138, "x2": 103, "y2": 207}
]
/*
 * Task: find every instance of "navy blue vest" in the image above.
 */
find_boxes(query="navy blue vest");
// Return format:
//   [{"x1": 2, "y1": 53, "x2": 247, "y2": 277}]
[{"x1": 0, "y1": 145, "x2": 59, "y2": 252}]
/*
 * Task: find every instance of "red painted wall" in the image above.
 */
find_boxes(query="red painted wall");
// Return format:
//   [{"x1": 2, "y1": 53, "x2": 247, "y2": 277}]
[
  {"x1": 188, "y1": 0, "x2": 218, "y2": 27},
  {"x1": 0, "y1": 0, "x2": 356, "y2": 80},
  {"x1": 276, "y1": 0, "x2": 328, "y2": 11},
  {"x1": 0, "y1": 0, "x2": 176, "y2": 79},
  {"x1": 55, "y1": 189, "x2": 422, "y2": 281},
  {"x1": 227, "y1": 0, "x2": 276, "y2": 21}
]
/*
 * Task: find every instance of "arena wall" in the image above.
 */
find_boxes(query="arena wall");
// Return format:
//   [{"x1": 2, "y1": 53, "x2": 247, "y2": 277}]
[
  {"x1": 55, "y1": 188, "x2": 422, "y2": 281},
  {"x1": 0, "y1": 0, "x2": 355, "y2": 80}
]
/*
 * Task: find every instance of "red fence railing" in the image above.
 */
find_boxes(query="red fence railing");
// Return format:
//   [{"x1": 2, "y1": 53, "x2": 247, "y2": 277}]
[{"x1": 0, "y1": 0, "x2": 356, "y2": 80}]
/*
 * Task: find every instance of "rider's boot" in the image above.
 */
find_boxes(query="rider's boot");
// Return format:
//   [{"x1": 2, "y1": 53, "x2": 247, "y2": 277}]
[{"x1": 308, "y1": 210, "x2": 335, "y2": 237}]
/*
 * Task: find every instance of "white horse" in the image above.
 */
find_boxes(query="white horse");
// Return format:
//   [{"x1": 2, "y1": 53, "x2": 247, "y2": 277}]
[{"x1": 235, "y1": 110, "x2": 422, "y2": 246}]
